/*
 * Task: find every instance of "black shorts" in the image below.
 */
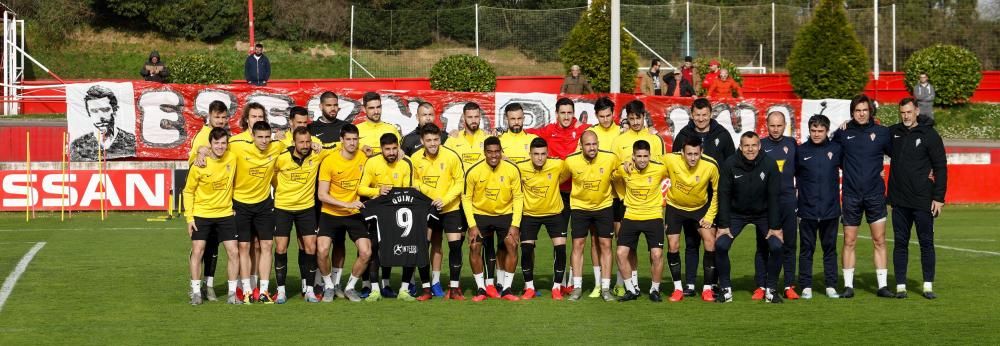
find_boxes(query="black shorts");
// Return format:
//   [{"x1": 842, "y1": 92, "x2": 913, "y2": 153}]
[
  {"x1": 612, "y1": 198, "x2": 625, "y2": 223},
  {"x1": 665, "y1": 204, "x2": 708, "y2": 235},
  {"x1": 618, "y1": 218, "x2": 665, "y2": 250},
  {"x1": 274, "y1": 208, "x2": 319, "y2": 237},
  {"x1": 233, "y1": 198, "x2": 275, "y2": 241},
  {"x1": 430, "y1": 211, "x2": 465, "y2": 234},
  {"x1": 192, "y1": 216, "x2": 237, "y2": 242},
  {"x1": 473, "y1": 214, "x2": 512, "y2": 239},
  {"x1": 842, "y1": 193, "x2": 888, "y2": 226},
  {"x1": 319, "y1": 213, "x2": 368, "y2": 241},
  {"x1": 521, "y1": 214, "x2": 567, "y2": 241},
  {"x1": 570, "y1": 207, "x2": 614, "y2": 239}
]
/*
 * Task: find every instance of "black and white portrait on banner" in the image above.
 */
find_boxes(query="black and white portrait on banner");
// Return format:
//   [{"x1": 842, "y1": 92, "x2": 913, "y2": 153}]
[{"x1": 67, "y1": 82, "x2": 137, "y2": 161}]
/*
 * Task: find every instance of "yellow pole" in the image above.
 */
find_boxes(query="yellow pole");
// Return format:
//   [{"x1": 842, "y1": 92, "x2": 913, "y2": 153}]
[
  {"x1": 61, "y1": 132, "x2": 67, "y2": 221},
  {"x1": 98, "y1": 131, "x2": 105, "y2": 221},
  {"x1": 25, "y1": 130, "x2": 30, "y2": 223}
]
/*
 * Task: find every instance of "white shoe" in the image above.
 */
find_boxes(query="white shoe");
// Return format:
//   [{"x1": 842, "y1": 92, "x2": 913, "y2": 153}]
[
  {"x1": 826, "y1": 287, "x2": 840, "y2": 299},
  {"x1": 801, "y1": 287, "x2": 813, "y2": 299}
]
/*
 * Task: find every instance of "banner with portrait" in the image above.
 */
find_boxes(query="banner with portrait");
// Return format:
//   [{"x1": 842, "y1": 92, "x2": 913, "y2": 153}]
[{"x1": 65, "y1": 81, "x2": 844, "y2": 161}]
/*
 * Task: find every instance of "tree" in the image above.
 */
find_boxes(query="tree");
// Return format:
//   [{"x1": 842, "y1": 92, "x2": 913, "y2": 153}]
[
  {"x1": 787, "y1": 0, "x2": 868, "y2": 99},
  {"x1": 558, "y1": 0, "x2": 639, "y2": 93}
]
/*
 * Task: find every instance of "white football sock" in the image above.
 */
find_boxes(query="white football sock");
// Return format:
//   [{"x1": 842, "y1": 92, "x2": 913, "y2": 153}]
[
  {"x1": 474, "y1": 273, "x2": 485, "y2": 289},
  {"x1": 525, "y1": 280, "x2": 535, "y2": 290},
  {"x1": 601, "y1": 278, "x2": 611, "y2": 290},
  {"x1": 190, "y1": 280, "x2": 201, "y2": 294},
  {"x1": 241, "y1": 278, "x2": 251, "y2": 293},
  {"x1": 306, "y1": 285, "x2": 314, "y2": 294},
  {"x1": 843, "y1": 268, "x2": 855, "y2": 288},
  {"x1": 924, "y1": 282, "x2": 933, "y2": 292},
  {"x1": 227, "y1": 280, "x2": 237, "y2": 294},
  {"x1": 205, "y1": 276, "x2": 214, "y2": 287},
  {"x1": 650, "y1": 281, "x2": 660, "y2": 293},
  {"x1": 631, "y1": 271, "x2": 638, "y2": 283},
  {"x1": 497, "y1": 270, "x2": 507, "y2": 286},
  {"x1": 876, "y1": 269, "x2": 888, "y2": 288},
  {"x1": 400, "y1": 282, "x2": 410, "y2": 292},
  {"x1": 624, "y1": 278, "x2": 636, "y2": 293},
  {"x1": 630, "y1": 275, "x2": 639, "y2": 289},
  {"x1": 432, "y1": 271, "x2": 441, "y2": 284},
  {"x1": 371, "y1": 282, "x2": 381, "y2": 292},
  {"x1": 503, "y1": 272, "x2": 514, "y2": 290},
  {"x1": 260, "y1": 280, "x2": 269, "y2": 292},
  {"x1": 673, "y1": 281, "x2": 683, "y2": 291},
  {"x1": 323, "y1": 274, "x2": 335, "y2": 288},
  {"x1": 616, "y1": 272, "x2": 624, "y2": 286},
  {"x1": 486, "y1": 278, "x2": 495, "y2": 286},
  {"x1": 381, "y1": 279, "x2": 390, "y2": 287},
  {"x1": 346, "y1": 276, "x2": 359, "y2": 290},
  {"x1": 332, "y1": 268, "x2": 343, "y2": 286},
  {"x1": 450, "y1": 280, "x2": 460, "y2": 288},
  {"x1": 573, "y1": 276, "x2": 583, "y2": 288},
  {"x1": 277, "y1": 286, "x2": 286, "y2": 295},
  {"x1": 686, "y1": 284, "x2": 695, "y2": 290},
  {"x1": 422, "y1": 282, "x2": 431, "y2": 288},
  {"x1": 250, "y1": 275, "x2": 258, "y2": 289},
  {"x1": 301, "y1": 279, "x2": 307, "y2": 293},
  {"x1": 897, "y1": 284, "x2": 906, "y2": 292},
  {"x1": 592, "y1": 266, "x2": 601, "y2": 284}
]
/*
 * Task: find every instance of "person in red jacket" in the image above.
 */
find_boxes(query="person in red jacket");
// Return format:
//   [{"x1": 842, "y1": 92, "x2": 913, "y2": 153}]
[
  {"x1": 526, "y1": 97, "x2": 590, "y2": 292},
  {"x1": 700, "y1": 60, "x2": 721, "y2": 94},
  {"x1": 707, "y1": 69, "x2": 743, "y2": 99}
]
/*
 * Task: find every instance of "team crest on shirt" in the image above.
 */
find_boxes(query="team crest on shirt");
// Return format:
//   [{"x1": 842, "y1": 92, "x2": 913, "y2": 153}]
[
  {"x1": 695, "y1": 176, "x2": 700, "y2": 183},
  {"x1": 760, "y1": 172, "x2": 766, "y2": 181},
  {"x1": 648, "y1": 176, "x2": 653, "y2": 183},
  {"x1": 870, "y1": 133, "x2": 876, "y2": 141},
  {"x1": 827, "y1": 152, "x2": 833, "y2": 160},
  {"x1": 393, "y1": 173, "x2": 399, "y2": 180},
  {"x1": 715, "y1": 138, "x2": 720, "y2": 146},
  {"x1": 547, "y1": 173, "x2": 552, "y2": 180},
  {"x1": 916, "y1": 138, "x2": 922, "y2": 147},
  {"x1": 783, "y1": 146, "x2": 789, "y2": 154},
  {"x1": 440, "y1": 163, "x2": 445, "y2": 170},
  {"x1": 500, "y1": 176, "x2": 505, "y2": 182},
  {"x1": 600, "y1": 168, "x2": 605, "y2": 174}
]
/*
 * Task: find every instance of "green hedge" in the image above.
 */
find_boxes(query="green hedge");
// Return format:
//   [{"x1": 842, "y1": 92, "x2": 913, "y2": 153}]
[
  {"x1": 430, "y1": 54, "x2": 497, "y2": 92},
  {"x1": 787, "y1": 0, "x2": 869, "y2": 99},
  {"x1": 169, "y1": 54, "x2": 230, "y2": 84},
  {"x1": 903, "y1": 45, "x2": 982, "y2": 106}
]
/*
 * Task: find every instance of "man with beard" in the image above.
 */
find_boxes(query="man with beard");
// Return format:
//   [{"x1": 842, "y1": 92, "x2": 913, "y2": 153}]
[
  {"x1": 357, "y1": 92, "x2": 402, "y2": 157},
  {"x1": 244, "y1": 43, "x2": 270, "y2": 86},
  {"x1": 272, "y1": 127, "x2": 330, "y2": 303},
  {"x1": 446, "y1": 102, "x2": 490, "y2": 167},
  {"x1": 500, "y1": 103, "x2": 538, "y2": 163},
  {"x1": 402, "y1": 102, "x2": 449, "y2": 156},
  {"x1": 71, "y1": 85, "x2": 137, "y2": 161},
  {"x1": 357, "y1": 134, "x2": 415, "y2": 301},
  {"x1": 308, "y1": 91, "x2": 349, "y2": 146}
]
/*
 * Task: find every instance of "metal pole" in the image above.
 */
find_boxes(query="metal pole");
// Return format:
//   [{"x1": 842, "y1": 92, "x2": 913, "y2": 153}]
[
  {"x1": 685, "y1": 2, "x2": 690, "y2": 57},
  {"x1": 874, "y1": 0, "x2": 879, "y2": 81},
  {"x1": 771, "y1": 2, "x2": 776, "y2": 72},
  {"x1": 349, "y1": 5, "x2": 354, "y2": 79},
  {"x1": 892, "y1": 3, "x2": 896, "y2": 72},
  {"x1": 475, "y1": 4, "x2": 480, "y2": 57},
  {"x1": 717, "y1": 7, "x2": 721, "y2": 58},
  {"x1": 611, "y1": 0, "x2": 621, "y2": 93},
  {"x1": 247, "y1": 0, "x2": 255, "y2": 52},
  {"x1": 4, "y1": 12, "x2": 9, "y2": 116}
]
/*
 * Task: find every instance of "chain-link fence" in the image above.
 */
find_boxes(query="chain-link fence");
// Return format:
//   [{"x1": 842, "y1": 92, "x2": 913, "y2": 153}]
[{"x1": 346, "y1": 2, "x2": 999, "y2": 78}]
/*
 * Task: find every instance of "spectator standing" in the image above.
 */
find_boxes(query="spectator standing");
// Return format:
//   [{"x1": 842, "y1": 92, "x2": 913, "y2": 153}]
[
  {"x1": 913, "y1": 73, "x2": 936, "y2": 120},
  {"x1": 245, "y1": 43, "x2": 271, "y2": 86},
  {"x1": 700, "y1": 60, "x2": 721, "y2": 93},
  {"x1": 640, "y1": 59, "x2": 663, "y2": 96},
  {"x1": 561, "y1": 65, "x2": 594, "y2": 95}
]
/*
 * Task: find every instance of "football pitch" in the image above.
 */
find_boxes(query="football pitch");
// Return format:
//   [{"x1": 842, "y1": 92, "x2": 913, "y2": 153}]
[{"x1": 0, "y1": 206, "x2": 998, "y2": 344}]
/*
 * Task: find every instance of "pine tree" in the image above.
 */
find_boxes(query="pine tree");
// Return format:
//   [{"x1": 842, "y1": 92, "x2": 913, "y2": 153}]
[
  {"x1": 558, "y1": 0, "x2": 639, "y2": 93},
  {"x1": 787, "y1": 0, "x2": 869, "y2": 99}
]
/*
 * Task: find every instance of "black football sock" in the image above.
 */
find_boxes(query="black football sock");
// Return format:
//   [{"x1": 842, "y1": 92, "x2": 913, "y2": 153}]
[
  {"x1": 419, "y1": 265, "x2": 431, "y2": 286},
  {"x1": 483, "y1": 235, "x2": 496, "y2": 283},
  {"x1": 304, "y1": 253, "x2": 318, "y2": 288},
  {"x1": 298, "y1": 250, "x2": 308, "y2": 286},
  {"x1": 520, "y1": 243, "x2": 535, "y2": 284},
  {"x1": 448, "y1": 240, "x2": 463, "y2": 285},
  {"x1": 668, "y1": 251, "x2": 682, "y2": 283},
  {"x1": 553, "y1": 244, "x2": 567, "y2": 285},
  {"x1": 704, "y1": 251, "x2": 717, "y2": 289},
  {"x1": 202, "y1": 233, "x2": 219, "y2": 278},
  {"x1": 275, "y1": 252, "x2": 288, "y2": 287}
]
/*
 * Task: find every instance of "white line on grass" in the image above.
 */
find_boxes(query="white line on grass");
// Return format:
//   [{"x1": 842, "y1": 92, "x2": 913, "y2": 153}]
[
  {"x1": 858, "y1": 235, "x2": 1000, "y2": 256},
  {"x1": 0, "y1": 242, "x2": 46, "y2": 313}
]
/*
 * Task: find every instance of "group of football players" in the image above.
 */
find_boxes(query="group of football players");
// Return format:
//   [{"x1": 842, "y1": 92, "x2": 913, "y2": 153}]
[{"x1": 183, "y1": 90, "x2": 947, "y2": 305}]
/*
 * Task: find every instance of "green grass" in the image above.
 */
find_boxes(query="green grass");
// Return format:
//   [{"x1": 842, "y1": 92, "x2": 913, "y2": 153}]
[
  {"x1": 0, "y1": 206, "x2": 998, "y2": 343},
  {"x1": 876, "y1": 103, "x2": 1000, "y2": 140}
]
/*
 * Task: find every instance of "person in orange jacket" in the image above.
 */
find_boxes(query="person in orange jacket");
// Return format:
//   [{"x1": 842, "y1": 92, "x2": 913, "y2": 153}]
[{"x1": 707, "y1": 69, "x2": 743, "y2": 99}]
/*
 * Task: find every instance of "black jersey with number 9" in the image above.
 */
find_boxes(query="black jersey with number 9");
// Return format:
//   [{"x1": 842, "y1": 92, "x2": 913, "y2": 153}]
[{"x1": 362, "y1": 188, "x2": 437, "y2": 267}]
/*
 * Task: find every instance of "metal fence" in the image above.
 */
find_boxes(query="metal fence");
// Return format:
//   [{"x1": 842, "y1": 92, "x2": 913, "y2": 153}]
[{"x1": 346, "y1": 2, "x2": 1000, "y2": 78}]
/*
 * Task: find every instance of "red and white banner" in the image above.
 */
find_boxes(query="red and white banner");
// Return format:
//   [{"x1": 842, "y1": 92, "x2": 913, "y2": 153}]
[
  {"x1": 0, "y1": 169, "x2": 172, "y2": 211},
  {"x1": 65, "y1": 81, "x2": 856, "y2": 160}
]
